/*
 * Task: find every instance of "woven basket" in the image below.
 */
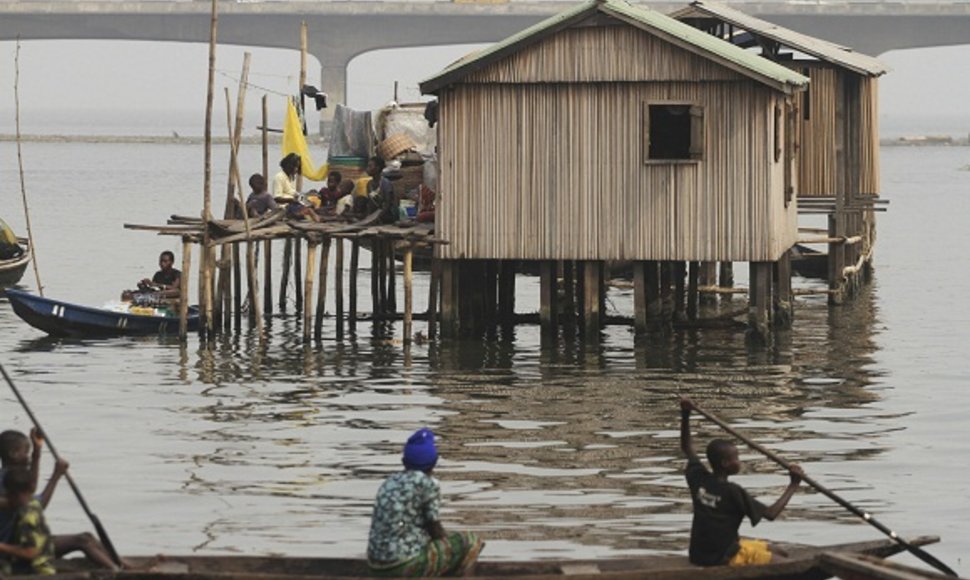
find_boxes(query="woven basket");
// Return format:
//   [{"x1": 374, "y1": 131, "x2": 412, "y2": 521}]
[{"x1": 378, "y1": 133, "x2": 417, "y2": 160}]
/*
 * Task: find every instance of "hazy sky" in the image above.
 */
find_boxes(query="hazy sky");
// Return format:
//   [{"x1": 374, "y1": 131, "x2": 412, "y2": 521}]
[{"x1": 0, "y1": 38, "x2": 967, "y2": 137}]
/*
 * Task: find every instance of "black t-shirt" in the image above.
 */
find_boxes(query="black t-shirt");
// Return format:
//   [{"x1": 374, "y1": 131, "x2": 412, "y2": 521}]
[
  {"x1": 152, "y1": 268, "x2": 181, "y2": 287},
  {"x1": 685, "y1": 456, "x2": 767, "y2": 566}
]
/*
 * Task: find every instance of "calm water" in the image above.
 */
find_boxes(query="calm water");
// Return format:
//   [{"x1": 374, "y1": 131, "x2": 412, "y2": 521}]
[{"x1": 0, "y1": 141, "x2": 968, "y2": 573}]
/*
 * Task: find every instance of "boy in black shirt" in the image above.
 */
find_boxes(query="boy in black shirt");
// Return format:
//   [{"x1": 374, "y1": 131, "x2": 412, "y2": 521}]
[{"x1": 679, "y1": 398, "x2": 803, "y2": 566}]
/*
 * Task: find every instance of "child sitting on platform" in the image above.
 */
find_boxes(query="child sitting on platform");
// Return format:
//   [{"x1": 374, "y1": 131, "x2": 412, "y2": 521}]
[
  {"x1": 679, "y1": 398, "x2": 803, "y2": 567},
  {"x1": 367, "y1": 428, "x2": 484, "y2": 577}
]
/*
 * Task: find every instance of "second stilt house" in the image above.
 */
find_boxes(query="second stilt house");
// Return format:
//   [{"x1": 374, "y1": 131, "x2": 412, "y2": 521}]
[{"x1": 420, "y1": 0, "x2": 809, "y2": 338}]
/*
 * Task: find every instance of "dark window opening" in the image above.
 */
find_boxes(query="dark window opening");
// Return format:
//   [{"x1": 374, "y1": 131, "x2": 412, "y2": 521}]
[
  {"x1": 647, "y1": 104, "x2": 703, "y2": 161},
  {"x1": 802, "y1": 67, "x2": 811, "y2": 121}
]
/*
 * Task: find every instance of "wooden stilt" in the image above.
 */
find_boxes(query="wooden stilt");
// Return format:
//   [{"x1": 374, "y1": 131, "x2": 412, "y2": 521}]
[
  {"x1": 699, "y1": 262, "x2": 717, "y2": 305},
  {"x1": 539, "y1": 260, "x2": 558, "y2": 337},
  {"x1": 387, "y1": 240, "x2": 397, "y2": 314},
  {"x1": 179, "y1": 236, "x2": 192, "y2": 340},
  {"x1": 349, "y1": 239, "x2": 359, "y2": 328},
  {"x1": 428, "y1": 257, "x2": 441, "y2": 340},
  {"x1": 645, "y1": 261, "x2": 662, "y2": 330},
  {"x1": 562, "y1": 261, "x2": 575, "y2": 328},
  {"x1": 263, "y1": 240, "x2": 273, "y2": 317},
  {"x1": 303, "y1": 239, "x2": 317, "y2": 342},
  {"x1": 377, "y1": 241, "x2": 387, "y2": 314},
  {"x1": 828, "y1": 214, "x2": 846, "y2": 305},
  {"x1": 773, "y1": 250, "x2": 793, "y2": 328},
  {"x1": 687, "y1": 261, "x2": 699, "y2": 322},
  {"x1": 403, "y1": 244, "x2": 413, "y2": 344},
  {"x1": 748, "y1": 262, "x2": 771, "y2": 341},
  {"x1": 483, "y1": 260, "x2": 498, "y2": 322},
  {"x1": 440, "y1": 259, "x2": 456, "y2": 337},
  {"x1": 371, "y1": 241, "x2": 380, "y2": 314},
  {"x1": 633, "y1": 261, "x2": 648, "y2": 334},
  {"x1": 204, "y1": 246, "x2": 216, "y2": 337},
  {"x1": 673, "y1": 261, "x2": 687, "y2": 322},
  {"x1": 498, "y1": 260, "x2": 515, "y2": 325},
  {"x1": 314, "y1": 237, "x2": 331, "y2": 342},
  {"x1": 294, "y1": 237, "x2": 303, "y2": 314},
  {"x1": 233, "y1": 243, "x2": 242, "y2": 330},
  {"x1": 280, "y1": 239, "x2": 292, "y2": 312},
  {"x1": 598, "y1": 261, "x2": 607, "y2": 322},
  {"x1": 335, "y1": 238, "x2": 345, "y2": 340},
  {"x1": 659, "y1": 262, "x2": 673, "y2": 323},
  {"x1": 583, "y1": 260, "x2": 602, "y2": 340},
  {"x1": 575, "y1": 261, "x2": 586, "y2": 327},
  {"x1": 718, "y1": 261, "x2": 734, "y2": 303}
]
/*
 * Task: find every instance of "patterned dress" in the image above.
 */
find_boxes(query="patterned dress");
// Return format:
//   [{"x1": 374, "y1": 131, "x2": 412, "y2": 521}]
[
  {"x1": 367, "y1": 470, "x2": 483, "y2": 577},
  {"x1": 1, "y1": 499, "x2": 55, "y2": 576}
]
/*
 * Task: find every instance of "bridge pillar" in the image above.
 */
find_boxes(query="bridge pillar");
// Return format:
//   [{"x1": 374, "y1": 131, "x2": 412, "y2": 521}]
[{"x1": 311, "y1": 46, "x2": 354, "y2": 139}]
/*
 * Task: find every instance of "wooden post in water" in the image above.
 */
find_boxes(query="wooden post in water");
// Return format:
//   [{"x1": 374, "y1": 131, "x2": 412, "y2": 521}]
[
  {"x1": 439, "y1": 259, "x2": 456, "y2": 337},
  {"x1": 539, "y1": 260, "x2": 558, "y2": 337},
  {"x1": 179, "y1": 236, "x2": 193, "y2": 340},
  {"x1": 583, "y1": 261, "x2": 602, "y2": 341},
  {"x1": 828, "y1": 214, "x2": 845, "y2": 305},
  {"x1": 673, "y1": 261, "x2": 687, "y2": 322},
  {"x1": 263, "y1": 239, "x2": 273, "y2": 317},
  {"x1": 660, "y1": 262, "x2": 673, "y2": 324},
  {"x1": 428, "y1": 256, "x2": 441, "y2": 340},
  {"x1": 314, "y1": 237, "x2": 331, "y2": 342},
  {"x1": 335, "y1": 239, "x2": 345, "y2": 340},
  {"x1": 645, "y1": 261, "x2": 662, "y2": 330},
  {"x1": 349, "y1": 239, "x2": 360, "y2": 329},
  {"x1": 403, "y1": 244, "x2": 414, "y2": 344},
  {"x1": 719, "y1": 261, "x2": 734, "y2": 302},
  {"x1": 699, "y1": 262, "x2": 717, "y2": 306},
  {"x1": 371, "y1": 241, "x2": 381, "y2": 315},
  {"x1": 773, "y1": 250, "x2": 793, "y2": 328},
  {"x1": 303, "y1": 238, "x2": 317, "y2": 342},
  {"x1": 280, "y1": 240, "x2": 292, "y2": 312},
  {"x1": 633, "y1": 261, "x2": 648, "y2": 335},
  {"x1": 748, "y1": 262, "x2": 772, "y2": 342},
  {"x1": 562, "y1": 261, "x2": 575, "y2": 328},
  {"x1": 294, "y1": 238, "x2": 303, "y2": 314},
  {"x1": 199, "y1": 0, "x2": 219, "y2": 338},
  {"x1": 293, "y1": 21, "x2": 308, "y2": 316},
  {"x1": 386, "y1": 241, "x2": 396, "y2": 314},
  {"x1": 498, "y1": 260, "x2": 516, "y2": 325},
  {"x1": 687, "y1": 261, "x2": 699, "y2": 322}
]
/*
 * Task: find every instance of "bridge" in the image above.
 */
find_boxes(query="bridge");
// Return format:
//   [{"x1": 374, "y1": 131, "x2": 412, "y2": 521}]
[{"x1": 2, "y1": 0, "x2": 969, "y2": 130}]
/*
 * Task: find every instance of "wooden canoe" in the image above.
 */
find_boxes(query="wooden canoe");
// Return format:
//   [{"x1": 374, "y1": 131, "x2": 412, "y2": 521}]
[
  {"x1": 0, "y1": 237, "x2": 30, "y2": 287},
  {"x1": 817, "y1": 551, "x2": 962, "y2": 580},
  {"x1": 42, "y1": 536, "x2": 938, "y2": 580},
  {"x1": 4, "y1": 288, "x2": 198, "y2": 338},
  {"x1": 791, "y1": 244, "x2": 828, "y2": 280}
]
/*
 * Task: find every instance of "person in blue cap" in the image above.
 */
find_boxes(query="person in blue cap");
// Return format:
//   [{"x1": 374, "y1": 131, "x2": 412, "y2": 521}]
[{"x1": 367, "y1": 428, "x2": 483, "y2": 576}]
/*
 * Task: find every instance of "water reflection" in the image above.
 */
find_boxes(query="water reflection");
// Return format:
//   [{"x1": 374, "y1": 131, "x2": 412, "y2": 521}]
[{"x1": 127, "y1": 274, "x2": 895, "y2": 559}]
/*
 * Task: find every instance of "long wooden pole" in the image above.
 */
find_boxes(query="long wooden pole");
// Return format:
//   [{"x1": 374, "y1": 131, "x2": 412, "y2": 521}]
[
  {"x1": 201, "y1": 0, "x2": 219, "y2": 336},
  {"x1": 223, "y1": 82, "x2": 263, "y2": 337},
  {"x1": 689, "y1": 402, "x2": 958, "y2": 577},
  {"x1": 314, "y1": 237, "x2": 331, "y2": 341},
  {"x1": 179, "y1": 236, "x2": 192, "y2": 340},
  {"x1": 303, "y1": 239, "x2": 317, "y2": 342},
  {"x1": 261, "y1": 94, "x2": 272, "y2": 318},
  {"x1": 0, "y1": 364, "x2": 122, "y2": 566},
  {"x1": 13, "y1": 40, "x2": 43, "y2": 296},
  {"x1": 403, "y1": 244, "x2": 413, "y2": 344}
]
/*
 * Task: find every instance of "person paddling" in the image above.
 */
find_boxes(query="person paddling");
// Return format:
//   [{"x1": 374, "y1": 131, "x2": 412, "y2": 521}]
[
  {"x1": 367, "y1": 428, "x2": 484, "y2": 577},
  {"x1": 679, "y1": 398, "x2": 804, "y2": 567}
]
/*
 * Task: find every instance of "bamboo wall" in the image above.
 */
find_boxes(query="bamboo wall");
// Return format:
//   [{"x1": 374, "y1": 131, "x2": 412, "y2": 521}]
[
  {"x1": 793, "y1": 63, "x2": 880, "y2": 197},
  {"x1": 437, "y1": 81, "x2": 796, "y2": 262}
]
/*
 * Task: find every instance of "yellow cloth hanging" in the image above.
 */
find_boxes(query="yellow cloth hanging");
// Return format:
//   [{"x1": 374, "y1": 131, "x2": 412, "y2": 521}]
[{"x1": 281, "y1": 99, "x2": 328, "y2": 182}]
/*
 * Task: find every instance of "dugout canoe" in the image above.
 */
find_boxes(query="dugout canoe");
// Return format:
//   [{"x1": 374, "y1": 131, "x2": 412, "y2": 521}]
[
  {"x1": 0, "y1": 237, "x2": 30, "y2": 287},
  {"x1": 818, "y1": 550, "x2": 963, "y2": 580},
  {"x1": 43, "y1": 535, "x2": 939, "y2": 580},
  {"x1": 4, "y1": 288, "x2": 198, "y2": 337}
]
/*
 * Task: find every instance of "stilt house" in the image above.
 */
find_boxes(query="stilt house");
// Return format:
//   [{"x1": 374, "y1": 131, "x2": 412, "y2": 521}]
[
  {"x1": 420, "y1": 0, "x2": 808, "y2": 337},
  {"x1": 671, "y1": 0, "x2": 888, "y2": 302}
]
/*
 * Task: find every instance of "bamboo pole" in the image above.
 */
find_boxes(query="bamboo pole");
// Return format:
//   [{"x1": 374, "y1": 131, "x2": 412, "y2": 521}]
[
  {"x1": 230, "y1": 56, "x2": 251, "y2": 330},
  {"x1": 13, "y1": 40, "x2": 43, "y2": 296},
  {"x1": 179, "y1": 236, "x2": 193, "y2": 340},
  {"x1": 200, "y1": 0, "x2": 219, "y2": 337},
  {"x1": 280, "y1": 240, "x2": 292, "y2": 311},
  {"x1": 403, "y1": 244, "x2": 413, "y2": 344},
  {"x1": 314, "y1": 237, "x2": 331, "y2": 342},
  {"x1": 223, "y1": 75, "x2": 263, "y2": 337},
  {"x1": 428, "y1": 256, "x2": 440, "y2": 340},
  {"x1": 291, "y1": 22, "x2": 309, "y2": 317},
  {"x1": 335, "y1": 239, "x2": 344, "y2": 341},
  {"x1": 303, "y1": 239, "x2": 317, "y2": 342},
  {"x1": 386, "y1": 241, "x2": 397, "y2": 313},
  {"x1": 349, "y1": 240, "x2": 359, "y2": 329},
  {"x1": 261, "y1": 94, "x2": 272, "y2": 318}
]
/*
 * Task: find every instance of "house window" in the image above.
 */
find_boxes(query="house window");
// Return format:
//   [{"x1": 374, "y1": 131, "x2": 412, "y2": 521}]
[{"x1": 644, "y1": 103, "x2": 704, "y2": 162}]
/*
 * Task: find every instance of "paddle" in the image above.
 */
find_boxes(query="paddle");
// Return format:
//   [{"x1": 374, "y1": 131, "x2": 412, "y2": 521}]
[
  {"x1": 0, "y1": 363, "x2": 122, "y2": 567},
  {"x1": 687, "y1": 401, "x2": 957, "y2": 577}
]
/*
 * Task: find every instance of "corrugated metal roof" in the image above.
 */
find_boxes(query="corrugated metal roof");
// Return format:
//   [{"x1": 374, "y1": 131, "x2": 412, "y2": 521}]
[
  {"x1": 670, "y1": 0, "x2": 888, "y2": 77},
  {"x1": 419, "y1": 0, "x2": 808, "y2": 95}
]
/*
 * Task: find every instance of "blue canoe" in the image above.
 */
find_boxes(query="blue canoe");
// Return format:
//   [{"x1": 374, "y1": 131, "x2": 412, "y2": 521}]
[{"x1": 4, "y1": 288, "x2": 198, "y2": 337}]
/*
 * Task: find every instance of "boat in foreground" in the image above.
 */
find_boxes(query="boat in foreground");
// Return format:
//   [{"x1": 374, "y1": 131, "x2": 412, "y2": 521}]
[
  {"x1": 818, "y1": 550, "x2": 963, "y2": 580},
  {"x1": 0, "y1": 236, "x2": 30, "y2": 287},
  {"x1": 44, "y1": 536, "x2": 938, "y2": 580},
  {"x1": 4, "y1": 288, "x2": 198, "y2": 338}
]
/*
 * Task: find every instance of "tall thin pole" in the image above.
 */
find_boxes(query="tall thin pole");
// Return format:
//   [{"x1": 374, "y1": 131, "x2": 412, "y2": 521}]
[
  {"x1": 13, "y1": 40, "x2": 43, "y2": 296},
  {"x1": 201, "y1": 0, "x2": 219, "y2": 336}
]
